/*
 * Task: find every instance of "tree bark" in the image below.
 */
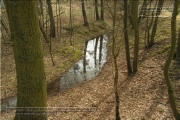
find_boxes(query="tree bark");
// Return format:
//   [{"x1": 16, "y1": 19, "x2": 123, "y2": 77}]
[
  {"x1": 176, "y1": 28, "x2": 180, "y2": 64},
  {"x1": 138, "y1": 0, "x2": 147, "y2": 22},
  {"x1": 132, "y1": 0, "x2": 140, "y2": 73},
  {"x1": 4, "y1": 1, "x2": 47, "y2": 120},
  {"x1": 47, "y1": 0, "x2": 56, "y2": 37},
  {"x1": 38, "y1": 0, "x2": 44, "y2": 15},
  {"x1": 81, "y1": 0, "x2": 89, "y2": 26},
  {"x1": 164, "y1": 0, "x2": 180, "y2": 119},
  {"x1": 128, "y1": 0, "x2": 133, "y2": 28},
  {"x1": 150, "y1": 0, "x2": 164, "y2": 47},
  {"x1": 112, "y1": 0, "x2": 121, "y2": 119},
  {"x1": 123, "y1": 0, "x2": 132, "y2": 76},
  {"x1": 101, "y1": 0, "x2": 104, "y2": 20},
  {"x1": 95, "y1": 0, "x2": 100, "y2": 20}
]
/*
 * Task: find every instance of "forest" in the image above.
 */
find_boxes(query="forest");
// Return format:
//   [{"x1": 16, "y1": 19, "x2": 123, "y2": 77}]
[{"x1": 0, "y1": 0, "x2": 180, "y2": 120}]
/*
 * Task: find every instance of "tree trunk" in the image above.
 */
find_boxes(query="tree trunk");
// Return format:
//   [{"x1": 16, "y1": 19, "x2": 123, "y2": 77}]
[
  {"x1": 95, "y1": 0, "x2": 100, "y2": 20},
  {"x1": 164, "y1": 0, "x2": 180, "y2": 119},
  {"x1": 101, "y1": 0, "x2": 104, "y2": 20},
  {"x1": 4, "y1": 1, "x2": 47, "y2": 120},
  {"x1": 83, "y1": 41, "x2": 88, "y2": 73},
  {"x1": 146, "y1": 0, "x2": 158, "y2": 48},
  {"x1": 138, "y1": 0, "x2": 147, "y2": 22},
  {"x1": 94, "y1": 37, "x2": 99, "y2": 66},
  {"x1": 1, "y1": 19, "x2": 11, "y2": 38},
  {"x1": 132, "y1": 0, "x2": 139, "y2": 73},
  {"x1": 69, "y1": 0, "x2": 73, "y2": 46},
  {"x1": 123, "y1": 0, "x2": 132, "y2": 76},
  {"x1": 39, "y1": 20, "x2": 49, "y2": 43},
  {"x1": 112, "y1": 0, "x2": 121, "y2": 119},
  {"x1": 99, "y1": 35, "x2": 103, "y2": 65},
  {"x1": 47, "y1": 0, "x2": 56, "y2": 37},
  {"x1": 38, "y1": 0, "x2": 44, "y2": 15},
  {"x1": 176, "y1": 28, "x2": 180, "y2": 64},
  {"x1": 81, "y1": 0, "x2": 89, "y2": 26},
  {"x1": 150, "y1": 0, "x2": 164, "y2": 47},
  {"x1": 128, "y1": 0, "x2": 133, "y2": 28}
]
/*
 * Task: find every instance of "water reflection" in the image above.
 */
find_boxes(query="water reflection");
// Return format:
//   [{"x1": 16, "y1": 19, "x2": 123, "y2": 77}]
[
  {"x1": 0, "y1": 35, "x2": 108, "y2": 113},
  {"x1": 60, "y1": 35, "x2": 108, "y2": 91}
]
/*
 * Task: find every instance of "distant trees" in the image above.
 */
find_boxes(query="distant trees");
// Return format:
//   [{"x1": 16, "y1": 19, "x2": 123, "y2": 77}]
[
  {"x1": 141, "y1": 0, "x2": 164, "y2": 48},
  {"x1": 138, "y1": 0, "x2": 147, "y2": 22},
  {"x1": 164, "y1": 0, "x2": 180, "y2": 119},
  {"x1": 95, "y1": 0, "x2": 100, "y2": 20},
  {"x1": 149, "y1": 0, "x2": 164, "y2": 47},
  {"x1": 132, "y1": 0, "x2": 139, "y2": 73},
  {"x1": 101, "y1": 0, "x2": 104, "y2": 20},
  {"x1": 4, "y1": 1, "x2": 47, "y2": 120},
  {"x1": 47, "y1": 0, "x2": 56, "y2": 37},
  {"x1": 123, "y1": 0, "x2": 132, "y2": 76},
  {"x1": 177, "y1": 28, "x2": 180, "y2": 64},
  {"x1": 112, "y1": 0, "x2": 121, "y2": 119},
  {"x1": 81, "y1": 0, "x2": 89, "y2": 26}
]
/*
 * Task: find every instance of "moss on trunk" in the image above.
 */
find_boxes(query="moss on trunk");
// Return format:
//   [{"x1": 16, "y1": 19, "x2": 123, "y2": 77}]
[{"x1": 5, "y1": 1, "x2": 47, "y2": 120}]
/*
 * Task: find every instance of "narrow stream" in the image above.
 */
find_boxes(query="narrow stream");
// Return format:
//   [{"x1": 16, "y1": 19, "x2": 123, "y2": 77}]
[
  {"x1": 60, "y1": 35, "x2": 108, "y2": 91},
  {"x1": 0, "y1": 35, "x2": 108, "y2": 113}
]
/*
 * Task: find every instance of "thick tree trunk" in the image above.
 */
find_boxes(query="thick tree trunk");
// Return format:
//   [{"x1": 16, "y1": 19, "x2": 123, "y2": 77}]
[
  {"x1": 81, "y1": 0, "x2": 89, "y2": 26},
  {"x1": 132, "y1": 0, "x2": 139, "y2": 73},
  {"x1": 4, "y1": 1, "x2": 47, "y2": 120},
  {"x1": 38, "y1": 0, "x2": 44, "y2": 15},
  {"x1": 123, "y1": 0, "x2": 132, "y2": 76},
  {"x1": 164, "y1": 0, "x2": 180, "y2": 119},
  {"x1": 47, "y1": 0, "x2": 56, "y2": 37}
]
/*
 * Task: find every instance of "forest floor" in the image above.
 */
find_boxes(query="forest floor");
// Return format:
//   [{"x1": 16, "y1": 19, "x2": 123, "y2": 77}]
[{"x1": 1, "y1": 2, "x2": 180, "y2": 120}]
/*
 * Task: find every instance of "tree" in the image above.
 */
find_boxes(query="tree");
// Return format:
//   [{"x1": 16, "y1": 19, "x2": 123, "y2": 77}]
[
  {"x1": 95, "y1": 0, "x2": 100, "y2": 20},
  {"x1": 112, "y1": 0, "x2": 121, "y2": 119},
  {"x1": 38, "y1": 0, "x2": 44, "y2": 15},
  {"x1": 145, "y1": 0, "x2": 158, "y2": 48},
  {"x1": 47, "y1": 0, "x2": 56, "y2": 37},
  {"x1": 138, "y1": 0, "x2": 147, "y2": 22},
  {"x1": 101, "y1": 0, "x2": 104, "y2": 20},
  {"x1": 81, "y1": 0, "x2": 89, "y2": 26},
  {"x1": 132, "y1": 0, "x2": 139, "y2": 73},
  {"x1": 177, "y1": 28, "x2": 180, "y2": 64},
  {"x1": 150, "y1": 0, "x2": 164, "y2": 47},
  {"x1": 69, "y1": 0, "x2": 73, "y2": 45},
  {"x1": 164, "y1": 0, "x2": 180, "y2": 119},
  {"x1": 4, "y1": 1, "x2": 47, "y2": 120},
  {"x1": 123, "y1": 0, "x2": 132, "y2": 76},
  {"x1": 128, "y1": 0, "x2": 133, "y2": 28}
]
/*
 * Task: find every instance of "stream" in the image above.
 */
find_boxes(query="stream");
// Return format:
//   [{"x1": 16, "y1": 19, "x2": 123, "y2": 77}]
[
  {"x1": 60, "y1": 35, "x2": 108, "y2": 91},
  {"x1": 0, "y1": 35, "x2": 108, "y2": 113}
]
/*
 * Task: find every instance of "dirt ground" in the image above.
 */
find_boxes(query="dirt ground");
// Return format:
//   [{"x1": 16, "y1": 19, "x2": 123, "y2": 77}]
[
  {"x1": 1, "y1": 1, "x2": 180, "y2": 119},
  {"x1": 1, "y1": 23, "x2": 180, "y2": 120},
  {"x1": 1, "y1": 33, "x2": 177, "y2": 120}
]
